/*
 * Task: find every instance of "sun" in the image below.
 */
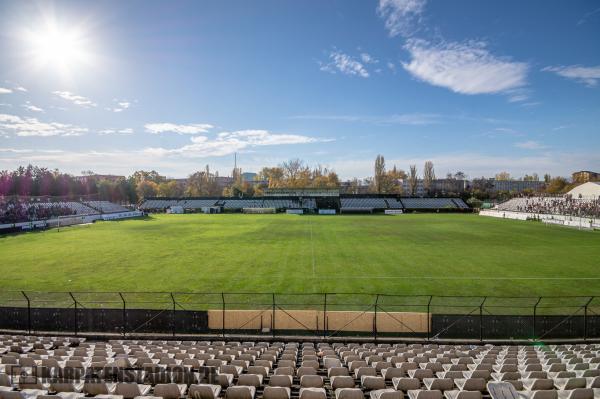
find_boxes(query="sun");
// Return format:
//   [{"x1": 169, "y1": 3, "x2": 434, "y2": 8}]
[{"x1": 25, "y1": 23, "x2": 91, "y2": 73}]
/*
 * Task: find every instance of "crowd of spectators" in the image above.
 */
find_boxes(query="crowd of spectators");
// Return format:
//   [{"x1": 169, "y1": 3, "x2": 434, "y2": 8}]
[
  {"x1": 0, "y1": 198, "x2": 75, "y2": 224},
  {"x1": 498, "y1": 195, "x2": 600, "y2": 218}
]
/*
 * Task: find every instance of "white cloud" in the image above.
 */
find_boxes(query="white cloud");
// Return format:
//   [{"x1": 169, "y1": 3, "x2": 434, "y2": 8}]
[
  {"x1": 320, "y1": 50, "x2": 369, "y2": 78},
  {"x1": 99, "y1": 128, "x2": 134, "y2": 135},
  {"x1": 402, "y1": 39, "x2": 528, "y2": 95},
  {"x1": 14, "y1": 86, "x2": 27, "y2": 92},
  {"x1": 360, "y1": 53, "x2": 378, "y2": 64},
  {"x1": 22, "y1": 101, "x2": 44, "y2": 112},
  {"x1": 53, "y1": 91, "x2": 97, "y2": 107},
  {"x1": 0, "y1": 113, "x2": 87, "y2": 137},
  {"x1": 542, "y1": 65, "x2": 600, "y2": 87},
  {"x1": 514, "y1": 140, "x2": 545, "y2": 150},
  {"x1": 145, "y1": 122, "x2": 214, "y2": 135},
  {"x1": 377, "y1": 0, "x2": 427, "y2": 37},
  {"x1": 0, "y1": 88, "x2": 13, "y2": 94},
  {"x1": 109, "y1": 99, "x2": 132, "y2": 113},
  {"x1": 144, "y1": 129, "x2": 328, "y2": 158}
]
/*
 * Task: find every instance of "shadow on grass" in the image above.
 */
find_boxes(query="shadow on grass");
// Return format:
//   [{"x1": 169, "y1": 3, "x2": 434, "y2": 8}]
[{"x1": 0, "y1": 215, "x2": 157, "y2": 238}]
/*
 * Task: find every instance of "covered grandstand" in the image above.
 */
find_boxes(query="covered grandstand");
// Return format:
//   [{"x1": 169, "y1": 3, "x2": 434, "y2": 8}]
[
  {"x1": 139, "y1": 195, "x2": 470, "y2": 214},
  {"x1": 0, "y1": 198, "x2": 140, "y2": 232}
]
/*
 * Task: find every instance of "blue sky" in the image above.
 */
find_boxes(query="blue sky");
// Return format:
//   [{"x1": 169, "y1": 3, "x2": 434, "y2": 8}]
[{"x1": 0, "y1": 0, "x2": 599, "y2": 179}]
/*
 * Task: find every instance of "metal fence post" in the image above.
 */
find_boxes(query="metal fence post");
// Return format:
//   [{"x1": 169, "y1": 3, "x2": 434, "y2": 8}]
[
  {"x1": 479, "y1": 297, "x2": 487, "y2": 342},
  {"x1": 170, "y1": 293, "x2": 176, "y2": 337},
  {"x1": 69, "y1": 292, "x2": 78, "y2": 336},
  {"x1": 374, "y1": 294, "x2": 380, "y2": 341},
  {"x1": 323, "y1": 293, "x2": 327, "y2": 338},
  {"x1": 272, "y1": 293, "x2": 276, "y2": 337},
  {"x1": 533, "y1": 297, "x2": 542, "y2": 340},
  {"x1": 584, "y1": 296, "x2": 594, "y2": 341},
  {"x1": 221, "y1": 293, "x2": 225, "y2": 338},
  {"x1": 119, "y1": 293, "x2": 126, "y2": 337},
  {"x1": 21, "y1": 291, "x2": 31, "y2": 334},
  {"x1": 427, "y1": 296, "x2": 433, "y2": 341}
]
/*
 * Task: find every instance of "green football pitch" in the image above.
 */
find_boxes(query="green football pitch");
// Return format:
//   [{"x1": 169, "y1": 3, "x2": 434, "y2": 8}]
[{"x1": 1, "y1": 213, "x2": 599, "y2": 298}]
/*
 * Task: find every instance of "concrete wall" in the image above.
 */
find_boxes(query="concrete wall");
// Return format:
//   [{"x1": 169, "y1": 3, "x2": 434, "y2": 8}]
[{"x1": 207, "y1": 309, "x2": 429, "y2": 333}]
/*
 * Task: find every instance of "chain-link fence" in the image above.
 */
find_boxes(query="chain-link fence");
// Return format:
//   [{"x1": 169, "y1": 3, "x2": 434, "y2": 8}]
[{"x1": 0, "y1": 291, "x2": 597, "y2": 341}]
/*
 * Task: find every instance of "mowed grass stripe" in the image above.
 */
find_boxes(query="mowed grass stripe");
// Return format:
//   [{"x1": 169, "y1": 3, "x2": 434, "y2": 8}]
[{"x1": 1, "y1": 213, "x2": 599, "y2": 296}]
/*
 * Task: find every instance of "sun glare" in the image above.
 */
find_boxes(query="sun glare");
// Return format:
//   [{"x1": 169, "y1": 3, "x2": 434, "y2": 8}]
[{"x1": 25, "y1": 23, "x2": 91, "y2": 73}]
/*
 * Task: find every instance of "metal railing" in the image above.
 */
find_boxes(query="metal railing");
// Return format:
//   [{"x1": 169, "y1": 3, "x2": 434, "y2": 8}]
[{"x1": 0, "y1": 291, "x2": 598, "y2": 341}]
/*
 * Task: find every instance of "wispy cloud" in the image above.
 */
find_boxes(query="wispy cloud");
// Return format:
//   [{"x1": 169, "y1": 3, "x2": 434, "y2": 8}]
[
  {"x1": 291, "y1": 113, "x2": 440, "y2": 125},
  {"x1": 577, "y1": 7, "x2": 600, "y2": 26},
  {"x1": 144, "y1": 130, "x2": 329, "y2": 158},
  {"x1": 145, "y1": 122, "x2": 214, "y2": 135},
  {"x1": 514, "y1": 140, "x2": 545, "y2": 150},
  {"x1": 99, "y1": 128, "x2": 134, "y2": 135},
  {"x1": 0, "y1": 88, "x2": 13, "y2": 94},
  {"x1": 22, "y1": 101, "x2": 44, "y2": 113},
  {"x1": 14, "y1": 86, "x2": 27, "y2": 92},
  {"x1": 377, "y1": 0, "x2": 427, "y2": 37},
  {"x1": 107, "y1": 99, "x2": 132, "y2": 113},
  {"x1": 402, "y1": 39, "x2": 528, "y2": 96},
  {"x1": 53, "y1": 91, "x2": 97, "y2": 108},
  {"x1": 360, "y1": 53, "x2": 378, "y2": 64},
  {"x1": 542, "y1": 65, "x2": 600, "y2": 87},
  {"x1": 0, "y1": 113, "x2": 87, "y2": 137},
  {"x1": 319, "y1": 50, "x2": 370, "y2": 78}
]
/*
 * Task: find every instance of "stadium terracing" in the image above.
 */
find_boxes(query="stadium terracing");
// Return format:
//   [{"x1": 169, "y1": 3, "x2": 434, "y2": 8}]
[{"x1": 0, "y1": 336, "x2": 599, "y2": 399}]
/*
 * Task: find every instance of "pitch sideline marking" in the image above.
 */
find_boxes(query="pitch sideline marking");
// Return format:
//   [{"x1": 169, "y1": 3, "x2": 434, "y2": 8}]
[{"x1": 314, "y1": 276, "x2": 600, "y2": 280}]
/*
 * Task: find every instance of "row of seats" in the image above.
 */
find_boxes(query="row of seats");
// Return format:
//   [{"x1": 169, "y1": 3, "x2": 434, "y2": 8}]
[
  {"x1": 1, "y1": 336, "x2": 599, "y2": 399},
  {"x1": 84, "y1": 202, "x2": 129, "y2": 214}
]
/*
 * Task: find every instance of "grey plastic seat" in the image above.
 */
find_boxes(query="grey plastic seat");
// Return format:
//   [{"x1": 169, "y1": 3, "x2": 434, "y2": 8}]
[
  {"x1": 153, "y1": 383, "x2": 187, "y2": 399},
  {"x1": 393, "y1": 378, "x2": 421, "y2": 392},
  {"x1": 115, "y1": 383, "x2": 151, "y2": 399},
  {"x1": 423, "y1": 378, "x2": 453, "y2": 391},
  {"x1": 556, "y1": 388, "x2": 594, "y2": 399},
  {"x1": 263, "y1": 386, "x2": 291, "y2": 399},
  {"x1": 331, "y1": 376, "x2": 356, "y2": 390},
  {"x1": 300, "y1": 375, "x2": 324, "y2": 388},
  {"x1": 298, "y1": 387, "x2": 327, "y2": 399},
  {"x1": 269, "y1": 375, "x2": 293, "y2": 388},
  {"x1": 361, "y1": 376, "x2": 386, "y2": 390},
  {"x1": 453, "y1": 378, "x2": 486, "y2": 391},
  {"x1": 225, "y1": 386, "x2": 256, "y2": 399},
  {"x1": 335, "y1": 388, "x2": 364, "y2": 399},
  {"x1": 522, "y1": 379, "x2": 554, "y2": 391},
  {"x1": 443, "y1": 391, "x2": 481, "y2": 399},
  {"x1": 407, "y1": 390, "x2": 443, "y2": 399},
  {"x1": 370, "y1": 389, "x2": 404, "y2": 399},
  {"x1": 554, "y1": 378, "x2": 586, "y2": 390},
  {"x1": 188, "y1": 384, "x2": 221, "y2": 399}
]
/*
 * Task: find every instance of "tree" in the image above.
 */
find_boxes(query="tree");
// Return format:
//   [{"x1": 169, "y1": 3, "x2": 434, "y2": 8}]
[
  {"x1": 186, "y1": 165, "x2": 219, "y2": 196},
  {"x1": 157, "y1": 181, "x2": 183, "y2": 197},
  {"x1": 136, "y1": 180, "x2": 159, "y2": 199},
  {"x1": 423, "y1": 161, "x2": 435, "y2": 194},
  {"x1": 544, "y1": 174, "x2": 551, "y2": 183},
  {"x1": 408, "y1": 165, "x2": 418, "y2": 196},
  {"x1": 546, "y1": 177, "x2": 568, "y2": 194},
  {"x1": 495, "y1": 172, "x2": 511, "y2": 181},
  {"x1": 454, "y1": 171, "x2": 466, "y2": 180},
  {"x1": 374, "y1": 155, "x2": 386, "y2": 194},
  {"x1": 467, "y1": 197, "x2": 483, "y2": 209},
  {"x1": 257, "y1": 167, "x2": 285, "y2": 188}
]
